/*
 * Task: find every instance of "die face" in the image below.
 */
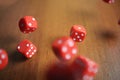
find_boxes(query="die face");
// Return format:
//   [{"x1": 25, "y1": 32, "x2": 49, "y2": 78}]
[
  {"x1": 19, "y1": 16, "x2": 37, "y2": 34},
  {"x1": 52, "y1": 37, "x2": 77, "y2": 61},
  {"x1": 103, "y1": 0, "x2": 115, "y2": 3},
  {"x1": 0, "y1": 49, "x2": 8, "y2": 70},
  {"x1": 70, "y1": 25, "x2": 86, "y2": 42},
  {"x1": 70, "y1": 56, "x2": 98, "y2": 80},
  {"x1": 17, "y1": 39, "x2": 37, "y2": 58}
]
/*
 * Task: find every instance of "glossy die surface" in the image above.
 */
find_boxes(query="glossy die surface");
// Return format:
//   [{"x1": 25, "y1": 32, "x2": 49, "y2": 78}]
[
  {"x1": 0, "y1": 49, "x2": 8, "y2": 70},
  {"x1": 52, "y1": 37, "x2": 77, "y2": 61},
  {"x1": 17, "y1": 39, "x2": 37, "y2": 58},
  {"x1": 70, "y1": 56, "x2": 98, "y2": 80},
  {"x1": 70, "y1": 25, "x2": 86, "y2": 42},
  {"x1": 19, "y1": 16, "x2": 37, "y2": 33}
]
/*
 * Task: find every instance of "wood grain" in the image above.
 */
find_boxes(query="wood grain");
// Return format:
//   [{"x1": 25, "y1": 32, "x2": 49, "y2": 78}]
[{"x1": 0, "y1": 0, "x2": 120, "y2": 80}]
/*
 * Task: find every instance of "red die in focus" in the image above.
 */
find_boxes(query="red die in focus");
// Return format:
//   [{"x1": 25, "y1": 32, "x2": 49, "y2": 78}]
[
  {"x1": 46, "y1": 62, "x2": 74, "y2": 80},
  {"x1": 52, "y1": 37, "x2": 77, "y2": 61},
  {"x1": 0, "y1": 49, "x2": 8, "y2": 70},
  {"x1": 19, "y1": 16, "x2": 37, "y2": 34},
  {"x1": 103, "y1": 0, "x2": 115, "y2": 3},
  {"x1": 70, "y1": 56, "x2": 98, "y2": 80},
  {"x1": 70, "y1": 25, "x2": 86, "y2": 42},
  {"x1": 17, "y1": 39, "x2": 37, "y2": 58}
]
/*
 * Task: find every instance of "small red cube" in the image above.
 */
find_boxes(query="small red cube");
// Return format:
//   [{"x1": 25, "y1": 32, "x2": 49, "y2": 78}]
[
  {"x1": 52, "y1": 37, "x2": 77, "y2": 61},
  {"x1": 19, "y1": 16, "x2": 37, "y2": 34},
  {"x1": 0, "y1": 49, "x2": 8, "y2": 70},
  {"x1": 70, "y1": 56, "x2": 98, "y2": 80},
  {"x1": 17, "y1": 39, "x2": 37, "y2": 58},
  {"x1": 70, "y1": 25, "x2": 86, "y2": 42}
]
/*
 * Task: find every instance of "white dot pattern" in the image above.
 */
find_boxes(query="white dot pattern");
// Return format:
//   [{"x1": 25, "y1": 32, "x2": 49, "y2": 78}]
[
  {"x1": 65, "y1": 54, "x2": 71, "y2": 60},
  {"x1": 73, "y1": 38, "x2": 76, "y2": 41},
  {"x1": 25, "y1": 43, "x2": 37, "y2": 58},
  {"x1": 26, "y1": 44, "x2": 30, "y2": 47},
  {"x1": 18, "y1": 46, "x2": 20, "y2": 49},
  {"x1": 68, "y1": 40, "x2": 74, "y2": 47},
  {"x1": 31, "y1": 47, "x2": 33, "y2": 49},
  {"x1": 78, "y1": 27, "x2": 81, "y2": 29},
  {"x1": 77, "y1": 36, "x2": 80, "y2": 38},
  {"x1": 62, "y1": 46, "x2": 68, "y2": 53},
  {"x1": 1, "y1": 54, "x2": 5, "y2": 59},
  {"x1": 32, "y1": 52, "x2": 34, "y2": 55},
  {"x1": 58, "y1": 40, "x2": 62, "y2": 44},
  {"x1": 34, "y1": 50, "x2": 37, "y2": 52},
  {"x1": 32, "y1": 18, "x2": 35, "y2": 21},
  {"x1": 81, "y1": 33, "x2": 84, "y2": 36},
  {"x1": 29, "y1": 55, "x2": 32, "y2": 58},
  {"x1": 79, "y1": 39, "x2": 82, "y2": 42},
  {"x1": 28, "y1": 23, "x2": 32, "y2": 27},
  {"x1": 72, "y1": 49, "x2": 77, "y2": 54},
  {"x1": 26, "y1": 52, "x2": 29, "y2": 55},
  {"x1": 28, "y1": 49, "x2": 31, "y2": 52},
  {"x1": 83, "y1": 75, "x2": 93, "y2": 80},
  {"x1": 75, "y1": 32, "x2": 78, "y2": 35}
]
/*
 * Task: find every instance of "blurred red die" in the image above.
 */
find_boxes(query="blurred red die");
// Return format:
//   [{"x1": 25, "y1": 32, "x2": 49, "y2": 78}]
[
  {"x1": 0, "y1": 49, "x2": 8, "y2": 70},
  {"x1": 19, "y1": 16, "x2": 37, "y2": 34},
  {"x1": 17, "y1": 39, "x2": 37, "y2": 58},
  {"x1": 70, "y1": 56, "x2": 98, "y2": 80},
  {"x1": 52, "y1": 37, "x2": 77, "y2": 61},
  {"x1": 70, "y1": 25, "x2": 86, "y2": 42}
]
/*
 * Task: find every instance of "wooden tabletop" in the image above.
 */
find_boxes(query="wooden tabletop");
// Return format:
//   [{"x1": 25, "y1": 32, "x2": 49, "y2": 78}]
[{"x1": 0, "y1": 0, "x2": 120, "y2": 80}]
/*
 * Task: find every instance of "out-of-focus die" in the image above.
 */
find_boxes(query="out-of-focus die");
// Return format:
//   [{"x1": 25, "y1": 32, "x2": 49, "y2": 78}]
[
  {"x1": 103, "y1": 0, "x2": 115, "y2": 3},
  {"x1": 19, "y1": 16, "x2": 37, "y2": 34},
  {"x1": 52, "y1": 37, "x2": 77, "y2": 61},
  {"x1": 0, "y1": 49, "x2": 8, "y2": 70},
  {"x1": 46, "y1": 62, "x2": 74, "y2": 80},
  {"x1": 70, "y1": 56, "x2": 98, "y2": 80},
  {"x1": 70, "y1": 25, "x2": 86, "y2": 42},
  {"x1": 17, "y1": 39, "x2": 37, "y2": 58}
]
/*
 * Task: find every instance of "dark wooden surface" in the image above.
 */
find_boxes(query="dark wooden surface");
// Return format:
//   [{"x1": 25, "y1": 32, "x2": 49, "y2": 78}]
[{"x1": 0, "y1": 0, "x2": 120, "y2": 80}]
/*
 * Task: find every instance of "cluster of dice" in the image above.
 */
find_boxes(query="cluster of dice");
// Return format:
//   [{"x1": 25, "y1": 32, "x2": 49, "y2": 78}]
[
  {"x1": 0, "y1": 15, "x2": 98, "y2": 80},
  {"x1": 46, "y1": 57, "x2": 98, "y2": 80},
  {"x1": 50, "y1": 24, "x2": 99, "y2": 80},
  {"x1": 0, "y1": 16, "x2": 38, "y2": 70}
]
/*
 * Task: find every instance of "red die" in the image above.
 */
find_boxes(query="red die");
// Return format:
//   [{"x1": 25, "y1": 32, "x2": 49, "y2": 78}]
[
  {"x1": 19, "y1": 16, "x2": 37, "y2": 34},
  {"x1": 0, "y1": 49, "x2": 8, "y2": 70},
  {"x1": 103, "y1": 0, "x2": 115, "y2": 3},
  {"x1": 17, "y1": 39, "x2": 37, "y2": 58},
  {"x1": 52, "y1": 37, "x2": 77, "y2": 61},
  {"x1": 46, "y1": 62, "x2": 74, "y2": 80},
  {"x1": 70, "y1": 56, "x2": 98, "y2": 80},
  {"x1": 70, "y1": 25, "x2": 86, "y2": 42}
]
